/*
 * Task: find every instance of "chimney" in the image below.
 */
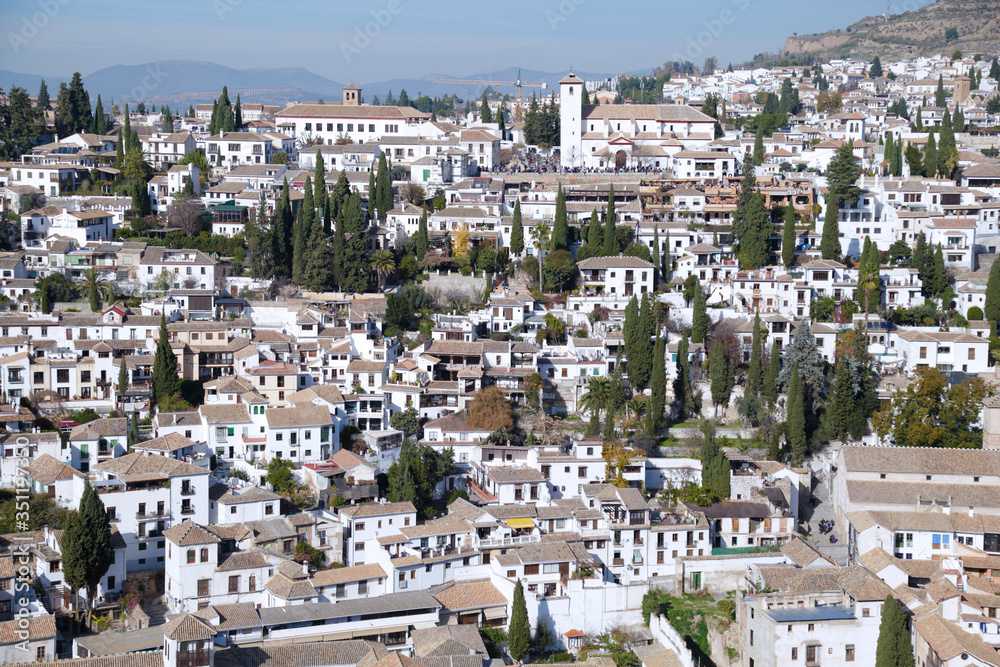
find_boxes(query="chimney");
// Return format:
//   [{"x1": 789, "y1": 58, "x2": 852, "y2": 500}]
[{"x1": 302, "y1": 561, "x2": 309, "y2": 575}]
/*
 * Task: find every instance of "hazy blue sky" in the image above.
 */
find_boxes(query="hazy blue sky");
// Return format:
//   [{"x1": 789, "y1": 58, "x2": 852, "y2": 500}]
[{"x1": 1, "y1": 0, "x2": 911, "y2": 81}]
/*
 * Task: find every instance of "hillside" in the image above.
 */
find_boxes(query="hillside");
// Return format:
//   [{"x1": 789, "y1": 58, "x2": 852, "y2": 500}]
[{"x1": 782, "y1": 0, "x2": 1000, "y2": 61}]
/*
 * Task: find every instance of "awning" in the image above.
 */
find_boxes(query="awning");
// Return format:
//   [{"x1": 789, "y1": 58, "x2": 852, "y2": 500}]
[
  {"x1": 369, "y1": 625, "x2": 410, "y2": 636},
  {"x1": 484, "y1": 607, "x2": 508, "y2": 620},
  {"x1": 505, "y1": 518, "x2": 535, "y2": 529},
  {"x1": 633, "y1": 549, "x2": 643, "y2": 564}
]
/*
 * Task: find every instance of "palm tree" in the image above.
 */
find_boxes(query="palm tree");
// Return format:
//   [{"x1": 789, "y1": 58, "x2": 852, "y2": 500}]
[
  {"x1": 578, "y1": 376, "x2": 611, "y2": 422},
  {"x1": 624, "y1": 397, "x2": 647, "y2": 426},
  {"x1": 83, "y1": 267, "x2": 114, "y2": 312},
  {"x1": 370, "y1": 250, "x2": 395, "y2": 291},
  {"x1": 530, "y1": 222, "x2": 550, "y2": 293}
]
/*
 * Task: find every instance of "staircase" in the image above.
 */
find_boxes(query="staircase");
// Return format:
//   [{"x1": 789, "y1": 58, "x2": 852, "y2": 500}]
[{"x1": 144, "y1": 603, "x2": 169, "y2": 627}]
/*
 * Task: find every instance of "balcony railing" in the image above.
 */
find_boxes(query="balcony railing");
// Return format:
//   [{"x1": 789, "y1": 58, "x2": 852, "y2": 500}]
[
  {"x1": 181, "y1": 506, "x2": 195, "y2": 515},
  {"x1": 136, "y1": 510, "x2": 170, "y2": 520},
  {"x1": 476, "y1": 534, "x2": 540, "y2": 548},
  {"x1": 612, "y1": 558, "x2": 624, "y2": 567},
  {"x1": 181, "y1": 487, "x2": 196, "y2": 496}
]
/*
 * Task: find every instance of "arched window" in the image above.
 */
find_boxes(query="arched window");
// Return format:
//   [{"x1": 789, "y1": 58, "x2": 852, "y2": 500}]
[
  {"x1": 200, "y1": 548, "x2": 208, "y2": 562},
  {"x1": 186, "y1": 549, "x2": 195, "y2": 564},
  {"x1": 569, "y1": 87, "x2": 574, "y2": 95}
]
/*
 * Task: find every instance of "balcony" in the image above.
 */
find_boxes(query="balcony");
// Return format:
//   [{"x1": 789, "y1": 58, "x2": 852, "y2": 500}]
[
  {"x1": 612, "y1": 558, "x2": 625, "y2": 567},
  {"x1": 476, "y1": 534, "x2": 540, "y2": 548},
  {"x1": 6, "y1": 376, "x2": 23, "y2": 385},
  {"x1": 181, "y1": 506, "x2": 195, "y2": 515},
  {"x1": 136, "y1": 510, "x2": 170, "y2": 520},
  {"x1": 180, "y1": 486, "x2": 196, "y2": 496}
]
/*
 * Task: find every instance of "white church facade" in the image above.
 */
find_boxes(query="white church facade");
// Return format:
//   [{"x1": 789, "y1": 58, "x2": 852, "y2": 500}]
[{"x1": 558, "y1": 73, "x2": 719, "y2": 170}]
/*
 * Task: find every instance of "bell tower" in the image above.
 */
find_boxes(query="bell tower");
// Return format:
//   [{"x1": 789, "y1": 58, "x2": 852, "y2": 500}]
[{"x1": 560, "y1": 72, "x2": 584, "y2": 169}]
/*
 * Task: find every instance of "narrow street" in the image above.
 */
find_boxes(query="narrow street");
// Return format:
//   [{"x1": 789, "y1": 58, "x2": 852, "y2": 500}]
[{"x1": 804, "y1": 476, "x2": 848, "y2": 566}]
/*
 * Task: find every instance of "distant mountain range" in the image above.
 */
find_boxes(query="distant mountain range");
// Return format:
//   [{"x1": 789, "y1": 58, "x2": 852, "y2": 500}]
[{"x1": 0, "y1": 61, "x2": 648, "y2": 107}]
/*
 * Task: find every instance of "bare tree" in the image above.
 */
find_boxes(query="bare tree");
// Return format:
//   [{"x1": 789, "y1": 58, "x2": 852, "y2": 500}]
[
  {"x1": 168, "y1": 197, "x2": 205, "y2": 236},
  {"x1": 400, "y1": 183, "x2": 426, "y2": 206}
]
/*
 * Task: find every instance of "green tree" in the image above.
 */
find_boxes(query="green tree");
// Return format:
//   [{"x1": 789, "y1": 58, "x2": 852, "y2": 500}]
[
  {"x1": 36, "y1": 79, "x2": 50, "y2": 110},
  {"x1": 825, "y1": 359, "x2": 856, "y2": 442},
  {"x1": 390, "y1": 407, "x2": 421, "y2": 437},
  {"x1": 821, "y1": 195, "x2": 840, "y2": 260},
  {"x1": 925, "y1": 244, "x2": 947, "y2": 297},
  {"x1": 415, "y1": 209, "x2": 429, "y2": 260},
  {"x1": 509, "y1": 579, "x2": 531, "y2": 662},
  {"x1": 647, "y1": 333, "x2": 666, "y2": 436},
  {"x1": 302, "y1": 213, "x2": 332, "y2": 292},
  {"x1": 762, "y1": 339, "x2": 781, "y2": 405},
  {"x1": 752, "y1": 132, "x2": 764, "y2": 166},
  {"x1": 858, "y1": 237, "x2": 883, "y2": 316},
  {"x1": 603, "y1": 185, "x2": 618, "y2": 256},
  {"x1": 313, "y1": 150, "x2": 327, "y2": 211},
  {"x1": 93, "y1": 95, "x2": 106, "y2": 135},
  {"x1": 984, "y1": 256, "x2": 1000, "y2": 327},
  {"x1": 691, "y1": 283, "x2": 709, "y2": 344},
  {"x1": 779, "y1": 322, "x2": 826, "y2": 404},
  {"x1": 739, "y1": 192, "x2": 769, "y2": 269},
  {"x1": 151, "y1": 313, "x2": 180, "y2": 409},
  {"x1": 652, "y1": 228, "x2": 661, "y2": 287},
  {"x1": 247, "y1": 191, "x2": 271, "y2": 280},
  {"x1": 709, "y1": 338, "x2": 733, "y2": 417},
  {"x1": 272, "y1": 178, "x2": 293, "y2": 277},
  {"x1": 117, "y1": 356, "x2": 129, "y2": 406},
  {"x1": 266, "y1": 458, "x2": 297, "y2": 495},
  {"x1": 875, "y1": 596, "x2": 915, "y2": 667},
  {"x1": 340, "y1": 193, "x2": 371, "y2": 293},
  {"x1": 510, "y1": 200, "x2": 524, "y2": 256},
  {"x1": 700, "y1": 420, "x2": 730, "y2": 498},
  {"x1": 551, "y1": 184, "x2": 568, "y2": 251},
  {"x1": 61, "y1": 482, "x2": 114, "y2": 628},
  {"x1": 747, "y1": 313, "x2": 764, "y2": 395},
  {"x1": 924, "y1": 131, "x2": 937, "y2": 177},
  {"x1": 293, "y1": 176, "x2": 315, "y2": 284},
  {"x1": 84, "y1": 267, "x2": 111, "y2": 313},
  {"x1": 869, "y1": 56, "x2": 884, "y2": 79},
  {"x1": 781, "y1": 204, "x2": 797, "y2": 266},
  {"x1": 937, "y1": 110, "x2": 957, "y2": 178},
  {"x1": 530, "y1": 221, "x2": 550, "y2": 292},
  {"x1": 828, "y1": 141, "x2": 861, "y2": 207},
  {"x1": 785, "y1": 366, "x2": 807, "y2": 465},
  {"x1": 935, "y1": 74, "x2": 946, "y2": 108},
  {"x1": 479, "y1": 92, "x2": 493, "y2": 124},
  {"x1": 673, "y1": 336, "x2": 697, "y2": 419}
]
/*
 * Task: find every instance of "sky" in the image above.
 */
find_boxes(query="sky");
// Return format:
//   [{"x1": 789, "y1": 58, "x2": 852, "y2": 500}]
[{"x1": 0, "y1": 0, "x2": 906, "y2": 82}]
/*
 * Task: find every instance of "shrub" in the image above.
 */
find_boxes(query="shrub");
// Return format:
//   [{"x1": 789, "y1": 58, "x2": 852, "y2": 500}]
[{"x1": 968, "y1": 306, "x2": 984, "y2": 321}]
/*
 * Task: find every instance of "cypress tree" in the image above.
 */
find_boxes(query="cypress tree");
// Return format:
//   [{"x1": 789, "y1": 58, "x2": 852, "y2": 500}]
[
  {"x1": 630, "y1": 294, "x2": 654, "y2": 389},
  {"x1": 128, "y1": 412, "x2": 140, "y2": 449},
  {"x1": 954, "y1": 108, "x2": 964, "y2": 133},
  {"x1": 647, "y1": 333, "x2": 666, "y2": 436},
  {"x1": 94, "y1": 95, "x2": 106, "y2": 135},
  {"x1": 314, "y1": 150, "x2": 327, "y2": 211},
  {"x1": 924, "y1": 131, "x2": 938, "y2": 177},
  {"x1": 479, "y1": 92, "x2": 493, "y2": 124},
  {"x1": 984, "y1": 256, "x2": 1000, "y2": 327},
  {"x1": 935, "y1": 74, "x2": 946, "y2": 108},
  {"x1": 272, "y1": 178, "x2": 293, "y2": 277},
  {"x1": 623, "y1": 296, "x2": 640, "y2": 380},
  {"x1": 234, "y1": 94, "x2": 242, "y2": 129},
  {"x1": 869, "y1": 56, "x2": 883, "y2": 78},
  {"x1": 302, "y1": 213, "x2": 332, "y2": 292},
  {"x1": 497, "y1": 105, "x2": 506, "y2": 140},
  {"x1": 781, "y1": 204, "x2": 796, "y2": 267},
  {"x1": 825, "y1": 359, "x2": 855, "y2": 441},
  {"x1": 332, "y1": 205, "x2": 346, "y2": 289},
  {"x1": 652, "y1": 228, "x2": 661, "y2": 287},
  {"x1": 552, "y1": 184, "x2": 568, "y2": 251},
  {"x1": 732, "y1": 153, "x2": 758, "y2": 250},
  {"x1": 509, "y1": 580, "x2": 530, "y2": 662},
  {"x1": 61, "y1": 482, "x2": 114, "y2": 628},
  {"x1": 587, "y1": 209, "x2": 602, "y2": 255},
  {"x1": 340, "y1": 193, "x2": 372, "y2": 293},
  {"x1": 510, "y1": 201, "x2": 524, "y2": 255},
  {"x1": 379, "y1": 155, "x2": 393, "y2": 218},
  {"x1": 368, "y1": 168, "x2": 377, "y2": 215},
  {"x1": 293, "y1": 176, "x2": 315, "y2": 284},
  {"x1": 151, "y1": 313, "x2": 179, "y2": 409},
  {"x1": 37, "y1": 79, "x2": 50, "y2": 110},
  {"x1": 912, "y1": 233, "x2": 927, "y2": 276},
  {"x1": 747, "y1": 313, "x2": 763, "y2": 395},
  {"x1": 762, "y1": 339, "x2": 780, "y2": 405},
  {"x1": 117, "y1": 356, "x2": 129, "y2": 406},
  {"x1": 821, "y1": 196, "x2": 840, "y2": 260},
  {"x1": 673, "y1": 335, "x2": 695, "y2": 419},
  {"x1": 884, "y1": 132, "x2": 894, "y2": 174},
  {"x1": 752, "y1": 132, "x2": 764, "y2": 166},
  {"x1": 991, "y1": 57, "x2": 1000, "y2": 81},
  {"x1": 691, "y1": 283, "x2": 709, "y2": 344},
  {"x1": 739, "y1": 192, "x2": 769, "y2": 269},
  {"x1": 875, "y1": 596, "x2": 915, "y2": 667},
  {"x1": 115, "y1": 135, "x2": 124, "y2": 169},
  {"x1": 927, "y1": 244, "x2": 946, "y2": 296},
  {"x1": 709, "y1": 338, "x2": 733, "y2": 417},
  {"x1": 785, "y1": 365, "x2": 807, "y2": 465},
  {"x1": 603, "y1": 185, "x2": 618, "y2": 256},
  {"x1": 415, "y1": 210, "x2": 429, "y2": 260},
  {"x1": 331, "y1": 170, "x2": 350, "y2": 224},
  {"x1": 914, "y1": 105, "x2": 923, "y2": 131},
  {"x1": 938, "y1": 111, "x2": 956, "y2": 177}
]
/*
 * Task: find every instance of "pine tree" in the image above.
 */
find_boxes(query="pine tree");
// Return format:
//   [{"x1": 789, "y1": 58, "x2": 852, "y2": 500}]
[
  {"x1": 984, "y1": 255, "x2": 1000, "y2": 327},
  {"x1": 151, "y1": 313, "x2": 179, "y2": 409},
  {"x1": 821, "y1": 196, "x2": 840, "y2": 260},
  {"x1": 875, "y1": 596, "x2": 915, "y2": 667},
  {"x1": 61, "y1": 482, "x2": 114, "y2": 627},
  {"x1": 415, "y1": 210, "x2": 429, "y2": 260},
  {"x1": 739, "y1": 192, "x2": 769, "y2": 269},
  {"x1": 509, "y1": 580, "x2": 530, "y2": 662},
  {"x1": 762, "y1": 340, "x2": 781, "y2": 405},
  {"x1": 747, "y1": 313, "x2": 763, "y2": 395},
  {"x1": 709, "y1": 338, "x2": 733, "y2": 417},
  {"x1": 691, "y1": 283, "x2": 709, "y2": 344},
  {"x1": 552, "y1": 184, "x2": 568, "y2": 251},
  {"x1": 603, "y1": 185, "x2": 618, "y2": 256},
  {"x1": 935, "y1": 74, "x2": 946, "y2": 108},
  {"x1": 786, "y1": 365, "x2": 807, "y2": 465},
  {"x1": 652, "y1": 228, "x2": 661, "y2": 287},
  {"x1": 313, "y1": 150, "x2": 327, "y2": 212},
  {"x1": 781, "y1": 204, "x2": 796, "y2": 267},
  {"x1": 36, "y1": 79, "x2": 50, "y2": 110},
  {"x1": 510, "y1": 201, "x2": 524, "y2": 255},
  {"x1": 778, "y1": 322, "x2": 826, "y2": 405},
  {"x1": 825, "y1": 359, "x2": 855, "y2": 441},
  {"x1": 828, "y1": 141, "x2": 861, "y2": 207},
  {"x1": 752, "y1": 132, "x2": 764, "y2": 166},
  {"x1": 869, "y1": 56, "x2": 884, "y2": 79},
  {"x1": 647, "y1": 333, "x2": 666, "y2": 436}
]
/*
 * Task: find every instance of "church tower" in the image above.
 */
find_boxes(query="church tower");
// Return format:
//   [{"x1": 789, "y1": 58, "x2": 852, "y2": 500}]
[{"x1": 560, "y1": 72, "x2": 584, "y2": 169}]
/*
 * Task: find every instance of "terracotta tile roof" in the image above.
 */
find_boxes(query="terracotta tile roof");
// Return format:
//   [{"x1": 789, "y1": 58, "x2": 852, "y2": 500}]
[
  {"x1": 163, "y1": 520, "x2": 221, "y2": 546},
  {"x1": 194, "y1": 601, "x2": 261, "y2": 630},
  {"x1": 0, "y1": 614, "x2": 55, "y2": 645},
  {"x1": 430, "y1": 579, "x2": 507, "y2": 613},
  {"x1": 11, "y1": 655, "x2": 165, "y2": 667},
  {"x1": 338, "y1": 501, "x2": 416, "y2": 518},
  {"x1": 264, "y1": 405, "x2": 332, "y2": 428},
  {"x1": 135, "y1": 432, "x2": 194, "y2": 452},
  {"x1": 914, "y1": 613, "x2": 1000, "y2": 664},
  {"x1": 214, "y1": 640, "x2": 387, "y2": 667},
  {"x1": 96, "y1": 452, "x2": 208, "y2": 478},
  {"x1": 217, "y1": 486, "x2": 281, "y2": 505},
  {"x1": 311, "y1": 563, "x2": 385, "y2": 588},
  {"x1": 23, "y1": 454, "x2": 84, "y2": 484},
  {"x1": 162, "y1": 614, "x2": 216, "y2": 641},
  {"x1": 841, "y1": 445, "x2": 1000, "y2": 476},
  {"x1": 216, "y1": 549, "x2": 272, "y2": 572}
]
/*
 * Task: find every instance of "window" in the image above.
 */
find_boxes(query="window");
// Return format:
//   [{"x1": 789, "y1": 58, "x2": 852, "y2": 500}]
[
  {"x1": 197, "y1": 579, "x2": 210, "y2": 597},
  {"x1": 336, "y1": 583, "x2": 346, "y2": 598},
  {"x1": 543, "y1": 563, "x2": 560, "y2": 574},
  {"x1": 200, "y1": 548, "x2": 208, "y2": 562},
  {"x1": 229, "y1": 575, "x2": 239, "y2": 593},
  {"x1": 356, "y1": 522, "x2": 365, "y2": 531},
  {"x1": 249, "y1": 575, "x2": 256, "y2": 591},
  {"x1": 846, "y1": 645, "x2": 855, "y2": 662},
  {"x1": 507, "y1": 570, "x2": 516, "y2": 578},
  {"x1": 187, "y1": 549, "x2": 195, "y2": 564},
  {"x1": 524, "y1": 564, "x2": 539, "y2": 575},
  {"x1": 359, "y1": 579, "x2": 368, "y2": 594},
  {"x1": 791, "y1": 648, "x2": 797, "y2": 660}
]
